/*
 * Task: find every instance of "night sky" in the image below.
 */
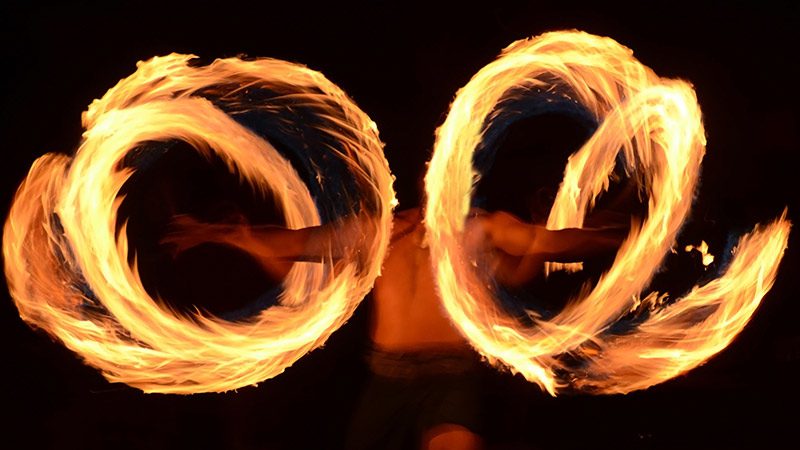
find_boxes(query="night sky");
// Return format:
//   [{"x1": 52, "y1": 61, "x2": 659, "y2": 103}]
[{"x1": 1, "y1": 2, "x2": 798, "y2": 449}]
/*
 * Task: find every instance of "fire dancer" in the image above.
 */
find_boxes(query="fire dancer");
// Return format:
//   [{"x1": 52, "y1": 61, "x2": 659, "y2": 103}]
[{"x1": 163, "y1": 199, "x2": 629, "y2": 450}]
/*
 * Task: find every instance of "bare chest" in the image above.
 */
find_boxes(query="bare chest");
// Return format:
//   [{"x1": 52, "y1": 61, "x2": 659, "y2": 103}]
[{"x1": 373, "y1": 222, "x2": 436, "y2": 305}]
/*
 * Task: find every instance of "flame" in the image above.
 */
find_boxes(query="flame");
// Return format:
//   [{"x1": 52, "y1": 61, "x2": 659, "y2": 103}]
[
  {"x1": 5, "y1": 33, "x2": 791, "y2": 397},
  {"x1": 424, "y1": 30, "x2": 790, "y2": 395},
  {"x1": 3, "y1": 54, "x2": 394, "y2": 393},
  {"x1": 685, "y1": 240, "x2": 714, "y2": 266}
]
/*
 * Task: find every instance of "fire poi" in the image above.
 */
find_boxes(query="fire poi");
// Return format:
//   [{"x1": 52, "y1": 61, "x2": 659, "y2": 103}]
[
  {"x1": 4, "y1": 31, "x2": 790, "y2": 395},
  {"x1": 3, "y1": 55, "x2": 395, "y2": 393}
]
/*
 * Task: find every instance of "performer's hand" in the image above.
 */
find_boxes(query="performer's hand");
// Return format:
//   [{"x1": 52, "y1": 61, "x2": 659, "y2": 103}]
[{"x1": 160, "y1": 214, "x2": 215, "y2": 258}]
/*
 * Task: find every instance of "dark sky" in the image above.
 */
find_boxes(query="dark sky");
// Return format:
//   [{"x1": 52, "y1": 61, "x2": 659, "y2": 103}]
[{"x1": 1, "y1": 2, "x2": 798, "y2": 449}]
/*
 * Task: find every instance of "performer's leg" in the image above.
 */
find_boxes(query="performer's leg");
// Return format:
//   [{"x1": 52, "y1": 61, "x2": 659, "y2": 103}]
[
  {"x1": 417, "y1": 372, "x2": 485, "y2": 450},
  {"x1": 422, "y1": 424, "x2": 484, "y2": 450},
  {"x1": 345, "y1": 374, "x2": 418, "y2": 450}
]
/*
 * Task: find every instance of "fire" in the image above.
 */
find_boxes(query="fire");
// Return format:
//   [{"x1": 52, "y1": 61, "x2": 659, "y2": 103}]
[
  {"x1": 3, "y1": 54, "x2": 394, "y2": 393},
  {"x1": 425, "y1": 30, "x2": 790, "y2": 395},
  {"x1": 5, "y1": 32, "x2": 790, "y2": 397},
  {"x1": 685, "y1": 240, "x2": 714, "y2": 266}
]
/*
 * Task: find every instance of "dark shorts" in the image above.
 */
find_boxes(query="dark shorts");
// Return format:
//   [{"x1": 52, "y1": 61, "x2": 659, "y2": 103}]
[{"x1": 344, "y1": 345, "x2": 485, "y2": 450}]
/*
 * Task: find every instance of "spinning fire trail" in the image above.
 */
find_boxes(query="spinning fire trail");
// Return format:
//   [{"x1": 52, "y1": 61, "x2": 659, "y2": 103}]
[
  {"x1": 3, "y1": 55, "x2": 395, "y2": 393},
  {"x1": 425, "y1": 31, "x2": 790, "y2": 394},
  {"x1": 3, "y1": 31, "x2": 790, "y2": 395}
]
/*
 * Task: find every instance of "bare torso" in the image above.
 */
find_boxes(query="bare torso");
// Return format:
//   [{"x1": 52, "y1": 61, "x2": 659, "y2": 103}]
[
  {"x1": 168, "y1": 203, "x2": 618, "y2": 357},
  {"x1": 369, "y1": 208, "x2": 471, "y2": 352},
  {"x1": 165, "y1": 201, "x2": 625, "y2": 450}
]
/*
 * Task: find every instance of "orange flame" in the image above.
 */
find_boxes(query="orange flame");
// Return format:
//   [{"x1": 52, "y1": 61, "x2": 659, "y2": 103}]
[
  {"x1": 685, "y1": 240, "x2": 714, "y2": 266},
  {"x1": 424, "y1": 30, "x2": 790, "y2": 395},
  {"x1": 3, "y1": 54, "x2": 394, "y2": 393}
]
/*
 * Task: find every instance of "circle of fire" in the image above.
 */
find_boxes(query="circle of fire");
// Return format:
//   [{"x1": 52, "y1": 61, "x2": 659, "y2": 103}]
[
  {"x1": 425, "y1": 30, "x2": 790, "y2": 395},
  {"x1": 4, "y1": 31, "x2": 791, "y2": 397},
  {"x1": 3, "y1": 54, "x2": 394, "y2": 393}
]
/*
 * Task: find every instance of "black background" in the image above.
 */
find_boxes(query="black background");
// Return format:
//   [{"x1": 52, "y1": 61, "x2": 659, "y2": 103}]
[{"x1": 1, "y1": 2, "x2": 798, "y2": 449}]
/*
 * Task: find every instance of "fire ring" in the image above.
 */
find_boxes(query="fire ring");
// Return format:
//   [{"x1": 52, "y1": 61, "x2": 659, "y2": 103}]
[
  {"x1": 4, "y1": 54, "x2": 394, "y2": 393},
  {"x1": 424, "y1": 31, "x2": 789, "y2": 395}
]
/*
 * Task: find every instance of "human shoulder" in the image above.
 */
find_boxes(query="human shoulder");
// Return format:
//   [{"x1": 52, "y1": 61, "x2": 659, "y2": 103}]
[
  {"x1": 389, "y1": 208, "x2": 422, "y2": 242},
  {"x1": 393, "y1": 207, "x2": 421, "y2": 224}
]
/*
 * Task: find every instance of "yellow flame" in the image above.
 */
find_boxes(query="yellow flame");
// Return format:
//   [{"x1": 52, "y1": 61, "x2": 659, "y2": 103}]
[
  {"x1": 5, "y1": 32, "x2": 791, "y2": 397},
  {"x1": 425, "y1": 30, "x2": 790, "y2": 395},
  {"x1": 3, "y1": 54, "x2": 394, "y2": 393},
  {"x1": 574, "y1": 214, "x2": 789, "y2": 393},
  {"x1": 685, "y1": 240, "x2": 714, "y2": 266}
]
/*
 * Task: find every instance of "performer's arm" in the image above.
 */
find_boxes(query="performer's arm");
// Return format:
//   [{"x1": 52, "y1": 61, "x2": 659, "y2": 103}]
[
  {"x1": 224, "y1": 223, "x2": 340, "y2": 261},
  {"x1": 478, "y1": 211, "x2": 628, "y2": 262},
  {"x1": 465, "y1": 210, "x2": 630, "y2": 286},
  {"x1": 162, "y1": 213, "x2": 373, "y2": 263}
]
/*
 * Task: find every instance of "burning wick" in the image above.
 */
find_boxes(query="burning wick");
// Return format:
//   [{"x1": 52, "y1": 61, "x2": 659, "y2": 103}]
[{"x1": 684, "y1": 241, "x2": 715, "y2": 267}]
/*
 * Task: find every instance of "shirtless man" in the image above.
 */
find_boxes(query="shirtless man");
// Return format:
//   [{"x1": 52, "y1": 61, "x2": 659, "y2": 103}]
[{"x1": 164, "y1": 205, "x2": 627, "y2": 450}]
